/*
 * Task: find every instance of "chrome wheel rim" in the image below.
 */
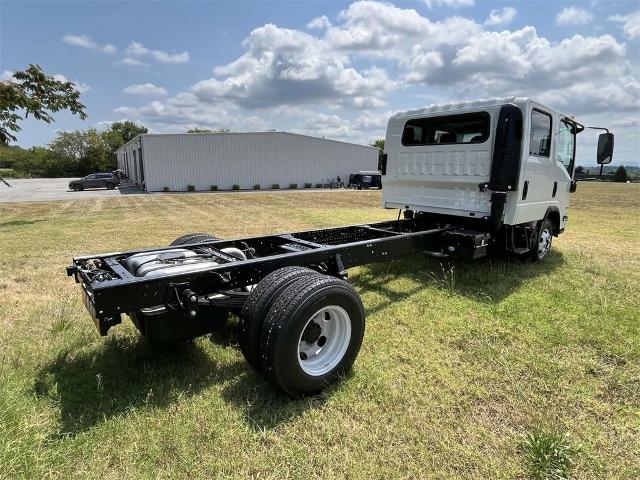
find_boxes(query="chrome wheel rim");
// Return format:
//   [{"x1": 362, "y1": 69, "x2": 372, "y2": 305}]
[
  {"x1": 297, "y1": 305, "x2": 351, "y2": 376},
  {"x1": 538, "y1": 228, "x2": 552, "y2": 258}
]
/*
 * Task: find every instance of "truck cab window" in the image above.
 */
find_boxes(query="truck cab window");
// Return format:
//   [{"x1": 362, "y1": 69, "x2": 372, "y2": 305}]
[
  {"x1": 402, "y1": 112, "x2": 490, "y2": 146},
  {"x1": 557, "y1": 120, "x2": 575, "y2": 174},
  {"x1": 529, "y1": 110, "x2": 552, "y2": 157}
]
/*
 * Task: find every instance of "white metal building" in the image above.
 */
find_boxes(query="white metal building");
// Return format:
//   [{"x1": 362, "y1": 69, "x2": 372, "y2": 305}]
[{"x1": 116, "y1": 132, "x2": 378, "y2": 192}]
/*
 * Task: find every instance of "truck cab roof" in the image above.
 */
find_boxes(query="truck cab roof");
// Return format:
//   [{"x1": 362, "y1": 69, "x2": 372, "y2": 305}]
[{"x1": 391, "y1": 97, "x2": 570, "y2": 121}]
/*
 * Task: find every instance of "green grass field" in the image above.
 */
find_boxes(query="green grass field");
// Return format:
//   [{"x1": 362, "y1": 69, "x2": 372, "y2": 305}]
[{"x1": 1, "y1": 183, "x2": 638, "y2": 479}]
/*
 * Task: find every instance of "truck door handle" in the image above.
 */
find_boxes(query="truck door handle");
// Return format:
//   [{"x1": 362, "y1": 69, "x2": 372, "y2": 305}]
[
  {"x1": 522, "y1": 180, "x2": 529, "y2": 200},
  {"x1": 552, "y1": 181, "x2": 557, "y2": 198}
]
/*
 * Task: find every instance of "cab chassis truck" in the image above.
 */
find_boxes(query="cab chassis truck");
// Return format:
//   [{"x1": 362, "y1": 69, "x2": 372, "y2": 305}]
[{"x1": 67, "y1": 98, "x2": 614, "y2": 397}]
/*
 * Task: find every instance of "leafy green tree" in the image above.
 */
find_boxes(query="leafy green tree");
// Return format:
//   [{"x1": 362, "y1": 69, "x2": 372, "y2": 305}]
[
  {"x1": 612, "y1": 165, "x2": 629, "y2": 182},
  {"x1": 0, "y1": 145, "x2": 29, "y2": 169},
  {"x1": 48, "y1": 130, "x2": 87, "y2": 160},
  {"x1": 48, "y1": 129, "x2": 110, "y2": 175},
  {"x1": 574, "y1": 166, "x2": 585, "y2": 174},
  {"x1": 372, "y1": 139, "x2": 385, "y2": 151},
  {"x1": 109, "y1": 121, "x2": 147, "y2": 143},
  {"x1": 372, "y1": 138, "x2": 385, "y2": 169},
  {"x1": 0, "y1": 64, "x2": 87, "y2": 145},
  {"x1": 101, "y1": 121, "x2": 147, "y2": 167}
]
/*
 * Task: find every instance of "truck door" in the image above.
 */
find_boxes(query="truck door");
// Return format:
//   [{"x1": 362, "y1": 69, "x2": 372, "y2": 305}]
[
  {"x1": 552, "y1": 119, "x2": 576, "y2": 230},
  {"x1": 518, "y1": 108, "x2": 553, "y2": 223}
]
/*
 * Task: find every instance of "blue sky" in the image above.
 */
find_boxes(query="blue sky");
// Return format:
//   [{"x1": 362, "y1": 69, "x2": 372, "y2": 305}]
[{"x1": 1, "y1": 0, "x2": 639, "y2": 166}]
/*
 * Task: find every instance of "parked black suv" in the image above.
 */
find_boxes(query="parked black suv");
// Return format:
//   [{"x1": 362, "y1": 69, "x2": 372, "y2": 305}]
[
  {"x1": 69, "y1": 173, "x2": 120, "y2": 191},
  {"x1": 349, "y1": 171, "x2": 382, "y2": 190}
]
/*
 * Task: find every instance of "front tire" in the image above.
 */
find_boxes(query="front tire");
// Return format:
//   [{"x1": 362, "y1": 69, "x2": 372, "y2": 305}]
[
  {"x1": 258, "y1": 274, "x2": 365, "y2": 397},
  {"x1": 72, "y1": 184, "x2": 82, "y2": 191},
  {"x1": 531, "y1": 218, "x2": 554, "y2": 261},
  {"x1": 106, "y1": 182, "x2": 116, "y2": 190}
]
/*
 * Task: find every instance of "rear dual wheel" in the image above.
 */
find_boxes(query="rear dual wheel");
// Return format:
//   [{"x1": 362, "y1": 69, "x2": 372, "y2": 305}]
[
  {"x1": 240, "y1": 268, "x2": 365, "y2": 397},
  {"x1": 239, "y1": 266, "x2": 320, "y2": 371}
]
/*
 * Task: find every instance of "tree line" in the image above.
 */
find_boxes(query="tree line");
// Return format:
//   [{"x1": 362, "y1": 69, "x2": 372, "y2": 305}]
[
  {"x1": 0, "y1": 65, "x2": 150, "y2": 178},
  {"x1": 0, "y1": 121, "x2": 147, "y2": 177}
]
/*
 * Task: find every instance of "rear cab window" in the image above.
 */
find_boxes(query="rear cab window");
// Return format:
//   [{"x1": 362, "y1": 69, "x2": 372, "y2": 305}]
[{"x1": 401, "y1": 112, "x2": 490, "y2": 146}]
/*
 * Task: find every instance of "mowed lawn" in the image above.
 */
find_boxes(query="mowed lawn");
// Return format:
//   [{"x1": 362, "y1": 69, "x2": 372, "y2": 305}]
[{"x1": 0, "y1": 183, "x2": 638, "y2": 479}]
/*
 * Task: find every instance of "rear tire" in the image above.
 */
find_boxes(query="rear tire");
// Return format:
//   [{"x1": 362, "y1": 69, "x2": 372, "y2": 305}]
[
  {"x1": 170, "y1": 233, "x2": 220, "y2": 246},
  {"x1": 258, "y1": 274, "x2": 365, "y2": 397},
  {"x1": 106, "y1": 182, "x2": 116, "y2": 190},
  {"x1": 531, "y1": 218, "x2": 554, "y2": 261},
  {"x1": 239, "y1": 266, "x2": 321, "y2": 371}
]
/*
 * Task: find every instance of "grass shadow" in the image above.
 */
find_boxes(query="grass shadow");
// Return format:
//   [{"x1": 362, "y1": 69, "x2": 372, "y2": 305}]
[
  {"x1": 219, "y1": 367, "x2": 340, "y2": 433},
  {"x1": 210, "y1": 319, "x2": 335, "y2": 432},
  {"x1": 35, "y1": 335, "x2": 245, "y2": 437},
  {"x1": 0, "y1": 219, "x2": 46, "y2": 229},
  {"x1": 351, "y1": 251, "x2": 566, "y2": 315}
]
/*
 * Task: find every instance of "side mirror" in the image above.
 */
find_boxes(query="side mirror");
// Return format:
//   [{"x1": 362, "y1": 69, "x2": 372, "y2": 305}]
[
  {"x1": 570, "y1": 180, "x2": 577, "y2": 193},
  {"x1": 597, "y1": 133, "x2": 614, "y2": 164}
]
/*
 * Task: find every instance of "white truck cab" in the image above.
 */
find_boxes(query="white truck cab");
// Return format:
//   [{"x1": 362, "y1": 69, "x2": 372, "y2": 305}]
[{"x1": 380, "y1": 97, "x2": 614, "y2": 260}]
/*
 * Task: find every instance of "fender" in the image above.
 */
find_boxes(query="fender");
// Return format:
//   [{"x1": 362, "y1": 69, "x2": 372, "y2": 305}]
[{"x1": 542, "y1": 206, "x2": 562, "y2": 236}]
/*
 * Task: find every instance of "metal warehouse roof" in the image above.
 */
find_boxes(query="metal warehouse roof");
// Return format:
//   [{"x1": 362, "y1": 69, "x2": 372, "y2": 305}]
[{"x1": 115, "y1": 130, "x2": 378, "y2": 154}]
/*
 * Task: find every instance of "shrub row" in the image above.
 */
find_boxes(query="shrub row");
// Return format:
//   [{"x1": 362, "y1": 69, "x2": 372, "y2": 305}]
[{"x1": 162, "y1": 183, "x2": 331, "y2": 192}]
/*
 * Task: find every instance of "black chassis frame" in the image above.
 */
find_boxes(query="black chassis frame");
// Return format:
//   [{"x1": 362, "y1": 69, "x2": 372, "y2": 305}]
[{"x1": 68, "y1": 217, "x2": 489, "y2": 336}]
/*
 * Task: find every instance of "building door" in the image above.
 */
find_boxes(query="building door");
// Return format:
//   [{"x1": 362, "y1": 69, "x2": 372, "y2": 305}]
[
  {"x1": 138, "y1": 147, "x2": 145, "y2": 188},
  {"x1": 133, "y1": 150, "x2": 139, "y2": 185}
]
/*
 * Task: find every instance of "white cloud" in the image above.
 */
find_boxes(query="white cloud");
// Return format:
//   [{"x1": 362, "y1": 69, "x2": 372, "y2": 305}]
[
  {"x1": 610, "y1": 10, "x2": 640, "y2": 39},
  {"x1": 117, "y1": 57, "x2": 151, "y2": 68},
  {"x1": 62, "y1": 34, "x2": 117, "y2": 54},
  {"x1": 111, "y1": 0, "x2": 639, "y2": 147},
  {"x1": 123, "y1": 83, "x2": 168, "y2": 96},
  {"x1": 423, "y1": 0, "x2": 474, "y2": 8},
  {"x1": 125, "y1": 41, "x2": 190, "y2": 64},
  {"x1": 556, "y1": 7, "x2": 594, "y2": 26},
  {"x1": 485, "y1": 7, "x2": 517, "y2": 26},
  {"x1": 190, "y1": 23, "x2": 395, "y2": 108},
  {"x1": 52, "y1": 74, "x2": 91, "y2": 93},
  {"x1": 307, "y1": 15, "x2": 332, "y2": 30},
  {"x1": 1, "y1": 70, "x2": 14, "y2": 81}
]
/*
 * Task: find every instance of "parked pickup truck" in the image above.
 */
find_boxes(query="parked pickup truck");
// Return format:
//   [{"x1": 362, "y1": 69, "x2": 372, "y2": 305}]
[{"x1": 69, "y1": 173, "x2": 120, "y2": 191}]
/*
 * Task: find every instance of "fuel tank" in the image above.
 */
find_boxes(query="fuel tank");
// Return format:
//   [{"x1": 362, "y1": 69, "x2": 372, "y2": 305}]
[{"x1": 123, "y1": 247, "x2": 246, "y2": 277}]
